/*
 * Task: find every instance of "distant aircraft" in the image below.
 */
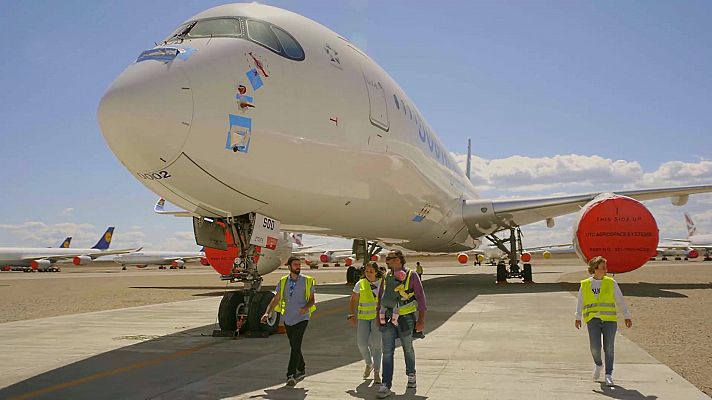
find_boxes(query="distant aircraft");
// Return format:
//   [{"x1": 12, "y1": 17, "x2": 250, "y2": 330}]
[
  {"x1": 655, "y1": 213, "x2": 712, "y2": 261},
  {"x1": 98, "y1": 3, "x2": 712, "y2": 333},
  {"x1": 0, "y1": 227, "x2": 135, "y2": 272},
  {"x1": 113, "y1": 248, "x2": 206, "y2": 270},
  {"x1": 58, "y1": 237, "x2": 72, "y2": 248},
  {"x1": 2, "y1": 237, "x2": 73, "y2": 271}
]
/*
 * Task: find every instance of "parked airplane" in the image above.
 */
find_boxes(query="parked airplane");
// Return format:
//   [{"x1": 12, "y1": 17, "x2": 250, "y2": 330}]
[
  {"x1": 1, "y1": 237, "x2": 73, "y2": 272},
  {"x1": 655, "y1": 213, "x2": 712, "y2": 261},
  {"x1": 98, "y1": 3, "x2": 712, "y2": 333},
  {"x1": 0, "y1": 227, "x2": 135, "y2": 272},
  {"x1": 113, "y1": 249, "x2": 206, "y2": 270}
]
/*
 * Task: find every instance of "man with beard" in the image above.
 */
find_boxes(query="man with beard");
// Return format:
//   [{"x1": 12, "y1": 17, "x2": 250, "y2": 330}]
[{"x1": 262, "y1": 256, "x2": 317, "y2": 386}]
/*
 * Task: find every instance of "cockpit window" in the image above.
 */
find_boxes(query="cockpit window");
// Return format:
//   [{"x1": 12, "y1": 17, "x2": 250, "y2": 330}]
[
  {"x1": 246, "y1": 20, "x2": 281, "y2": 53},
  {"x1": 186, "y1": 18, "x2": 242, "y2": 38},
  {"x1": 163, "y1": 17, "x2": 304, "y2": 61},
  {"x1": 271, "y1": 26, "x2": 304, "y2": 60}
]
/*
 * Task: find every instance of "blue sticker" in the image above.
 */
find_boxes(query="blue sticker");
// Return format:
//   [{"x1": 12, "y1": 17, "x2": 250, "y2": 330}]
[
  {"x1": 136, "y1": 46, "x2": 197, "y2": 63},
  {"x1": 411, "y1": 215, "x2": 425, "y2": 222},
  {"x1": 236, "y1": 94, "x2": 253, "y2": 103},
  {"x1": 246, "y1": 68, "x2": 263, "y2": 91},
  {"x1": 225, "y1": 114, "x2": 252, "y2": 153},
  {"x1": 175, "y1": 46, "x2": 197, "y2": 61}
]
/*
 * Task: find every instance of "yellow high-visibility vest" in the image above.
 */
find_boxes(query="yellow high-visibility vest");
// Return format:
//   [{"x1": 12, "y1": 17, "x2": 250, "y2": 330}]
[
  {"x1": 274, "y1": 274, "x2": 317, "y2": 316},
  {"x1": 357, "y1": 278, "x2": 380, "y2": 320},
  {"x1": 581, "y1": 276, "x2": 617, "y2": 323},
  {"x1": 383, "y1": 269, "x2": 418, "y2": 315}
]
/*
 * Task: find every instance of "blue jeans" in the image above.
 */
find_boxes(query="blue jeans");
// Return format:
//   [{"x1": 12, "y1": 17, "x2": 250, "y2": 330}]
[
  {"x1": 380, "y1": 312, "x2": 416, "y2": 389},
  {"x1": 357, "y1": 318, "x2": 382, "y2": 370},
  {"x1": 586, "y1": 318, "x2": 617, "y2": 375}
]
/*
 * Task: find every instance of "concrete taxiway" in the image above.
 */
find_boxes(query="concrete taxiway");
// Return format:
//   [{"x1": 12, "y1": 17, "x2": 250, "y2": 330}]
[{"x1": 0, "y1": 262, "x2": 708, "y2": 399}]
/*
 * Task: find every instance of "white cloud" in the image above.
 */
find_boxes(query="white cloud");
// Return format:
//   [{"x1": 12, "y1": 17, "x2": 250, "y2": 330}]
[
  {"x1": 60, "y1": 208, "x2": 74, "y2": 217},
  {"x1": 0, "y1": 221, "x2": 95, "y2": 247}
]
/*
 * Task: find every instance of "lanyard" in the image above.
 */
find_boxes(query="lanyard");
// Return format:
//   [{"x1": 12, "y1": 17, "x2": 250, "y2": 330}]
[{"x1": 288, "y1": 277, "x2": 298, "y2": 299}]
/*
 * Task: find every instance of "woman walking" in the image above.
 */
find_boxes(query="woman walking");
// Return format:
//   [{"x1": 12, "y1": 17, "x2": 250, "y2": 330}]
[
  {"x1": 575, "y1": 256, "x2": 632, "y2": 386},
  {"x1": 348, "y1": 263, "x2": 383, "y2": 383}
]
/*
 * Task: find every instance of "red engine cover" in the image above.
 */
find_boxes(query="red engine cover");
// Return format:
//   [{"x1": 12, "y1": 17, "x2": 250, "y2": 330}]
[
  {"x1": 573, "y1": 194, "x2": 659, "y2": 273},
  {"x1": 520, "y1": 252, "x2": 532, "y2": 263},
  {"x1": 457, "y1": 253, "x2": 469, "y2": 264},
  {"x1": 688, "y1": 249, "x2": 699, "y2": 259},
  {"x1": 319, "y1": 254, "x2": 330, "y2": 263},
  {"x1": 199, "y1": 257, "x2": 210, "y2": 266}
]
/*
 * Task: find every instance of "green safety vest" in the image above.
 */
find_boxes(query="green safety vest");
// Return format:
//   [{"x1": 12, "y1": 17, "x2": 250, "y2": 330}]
[
  {"x1": 357, "y1": 278, "x2": 381, "y2": 320},
  {"x1": 581, "y1": 276, "x2": 617, "y2": 323},
  {"x1": 274, "y1": 274, "x2": 317, "y2": 316},
  {"x1": 383, "y1": 269, "x2": 418, "y2": 315}
]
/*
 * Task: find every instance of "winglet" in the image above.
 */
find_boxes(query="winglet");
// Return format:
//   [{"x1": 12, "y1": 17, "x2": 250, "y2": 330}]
[{"x1": 154, "y1": 198, "x2": 193, "y2": 217}]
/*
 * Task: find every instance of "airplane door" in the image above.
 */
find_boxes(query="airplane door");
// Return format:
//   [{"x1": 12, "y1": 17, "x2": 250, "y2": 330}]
[{"x1": 349, "y1": 46, "x2": 389, "y2": 132}]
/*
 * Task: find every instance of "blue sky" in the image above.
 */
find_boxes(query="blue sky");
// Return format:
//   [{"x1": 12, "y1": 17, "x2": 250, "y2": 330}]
[{"x1": 1, "y1": 1, "x2": 711, "y2": 250}]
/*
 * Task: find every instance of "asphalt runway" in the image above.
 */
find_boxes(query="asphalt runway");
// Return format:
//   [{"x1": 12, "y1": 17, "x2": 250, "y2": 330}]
[{"x1": 0, "y1": 257, "x2": 710, "y2": 399}]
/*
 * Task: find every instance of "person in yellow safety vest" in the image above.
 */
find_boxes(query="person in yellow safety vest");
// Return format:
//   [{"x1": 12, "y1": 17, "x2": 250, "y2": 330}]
[
  {"x1": 415, "y1": 262, "x2": 423, "y2": 279},
  {"x1": 348, "y1": 262, "x2": 384, "y2": 384},
  {"x1": 376, "y1": 250, "x2": 427, "y2": 399},
  {"x1": 262, "y1": 256, "x2": 316, "y2": 387},
  {"x1": 575, "y1": 256, "x2": 632, "y2": 387}
]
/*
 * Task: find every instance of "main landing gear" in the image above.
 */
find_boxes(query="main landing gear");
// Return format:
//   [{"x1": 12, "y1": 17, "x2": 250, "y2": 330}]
[
  {"x1": 486, "y1": 227, "x2": 533, "y2": 284},
  {"x1": 346, "y1": 239, "x2": 382, "y2": 284},
  {"x1": 201, "y1": 214, "x2": 280, "y2": 338}
]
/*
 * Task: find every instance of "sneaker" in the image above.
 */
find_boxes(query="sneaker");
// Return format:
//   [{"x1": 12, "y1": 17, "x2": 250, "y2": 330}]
[
  {"x1": 363, "y1": 364, "x2": 373, "y2": 379},
  {"x1": 593, "y1": 364, "x2": 603, "y2": 381},
  {"x1": 374, "y1": 369, "x2": 381, "y2": 384},
  {"x1": 294, "y1": 370, "x2": 306, "y2": 381},
  {"x1": 407, "y1": 373, "x2": 417, "y2": 388},
  {"x1": 377, "y1": 384, "x2": 393, "y2": 398},
  {"x1": 605, "y1": 374, "x2": 614, "y2": 387},
  {"x1": 286, "y1": 375, "x2": 297, "y2": 386}
]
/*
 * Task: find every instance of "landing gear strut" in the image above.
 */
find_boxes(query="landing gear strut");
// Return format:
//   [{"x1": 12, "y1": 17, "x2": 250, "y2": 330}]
[
  {"x1": 202, "y1": 214, "x2": 281, "y2": 338},
  {"x1": 346, "y1": 239, "x2": 382, "y2": 284},
  {"x1": 486, "y1": 227, "x2": 533, "y2": 284}
]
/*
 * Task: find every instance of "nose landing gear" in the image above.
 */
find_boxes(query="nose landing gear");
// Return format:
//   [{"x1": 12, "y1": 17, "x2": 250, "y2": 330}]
[{"x1": 199, "y1": 214, "x2": 281, "y2": 338}]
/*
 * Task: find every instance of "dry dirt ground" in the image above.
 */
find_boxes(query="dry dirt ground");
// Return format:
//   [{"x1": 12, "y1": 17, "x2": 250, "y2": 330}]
[{"x1": 1, "y1": 258, "x2": 710, "y2": 397}]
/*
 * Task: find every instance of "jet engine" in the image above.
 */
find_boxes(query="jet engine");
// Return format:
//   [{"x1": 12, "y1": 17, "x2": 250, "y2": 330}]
[
  {"x1": 319, "y1": 253, "x2": 332, "y2": 263},
  {"x1": 171, "y1": 259, "x2": 185, "y2": 268},
  {"x1": 520, "y1": 252, "x2": 532, "y2": 263},
  {"x1": 457, "y1": 253, "x2": 469, "y2": 264},
  {"x1": 687, "y1": 249, "x2": 699, "y2": 259},
  {"x1": 31, "y1": 259, "x2": 51, "y2": 270},
  {"x1": 572, "y1": 194, "x2": 659, "y2": 274},
  {"x1": 344, "y1": 257, "x2": 355, "y2": 266},
  {"x1": 199, "y1": 257, "x2": 210, "y2": 266},
  {"x1": 542, "y1": 251, "x2": 552, "y2": 259},
  {"x1": 73, "y1": 255, "x2": 92, "y2": 266}
]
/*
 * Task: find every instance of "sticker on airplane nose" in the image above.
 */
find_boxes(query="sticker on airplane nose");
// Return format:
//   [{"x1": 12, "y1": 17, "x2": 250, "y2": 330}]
[
  {"x1": 225, "y1": 115, "x2": 252, "y2": 153},
  {"x1": 246, "y1": 68, "x2": 263, "y2": 91}
]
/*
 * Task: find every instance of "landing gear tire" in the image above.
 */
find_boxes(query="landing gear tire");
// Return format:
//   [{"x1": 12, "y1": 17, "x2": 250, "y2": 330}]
[
  {"x1": 523, "y1": 263, "x2": 533, "y2": 282},
  {"x1": 661, "y1": 257, "x2": 668, "y2": 261},
  {"x1": 218, "y1": 291, "x2": 249, "y2": 333},
  {"x1": 496, "y1": 262, "x2": 507, "y2": 282},
  {"x1": 346, "y1": 266, "x2": 357, "y2": 284},
  {"x1": 249, "y1": 291, "x2": 280, "y2": 334}
]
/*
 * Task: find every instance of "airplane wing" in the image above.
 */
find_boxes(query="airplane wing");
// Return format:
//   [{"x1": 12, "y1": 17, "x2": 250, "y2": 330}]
[
  {"x1": 20, "y1": 248, "x2": 138, "y2": 262},
  {"x1": 463, "y1": 184, "x2": 712, "y2": 237},
  {"x1": 663, "y1": 238, "x2": 691, "y2": 242},
  {"x1": 154, "y1": 198, "x2": 194, "y2": 217}
]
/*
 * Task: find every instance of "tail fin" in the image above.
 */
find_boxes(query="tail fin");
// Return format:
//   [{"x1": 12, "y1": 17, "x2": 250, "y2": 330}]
[
  {"x1": 684, "y1": 213, "x2": 697, "y2": 238},
  {"x1": 291, "y1": 233, "x2": 304, "y2": 247},
  {"x1": 92, "y1": 227, "x2": 115, "y2": 250},
  {"x1": 59, "y1": 237, "x2": 72, "y2": 248}
]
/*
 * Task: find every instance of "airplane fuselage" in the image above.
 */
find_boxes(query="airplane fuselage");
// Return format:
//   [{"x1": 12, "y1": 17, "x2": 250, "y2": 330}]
[
  {"x1": 99, "y1": 3, "x2": 480, "y2": 253},
  {"x1": 0, "y1": 248, "x2": 106, "y2": 267},
  {"x1": 113, "y1": 251, "x2": 204, "y2": 266}
]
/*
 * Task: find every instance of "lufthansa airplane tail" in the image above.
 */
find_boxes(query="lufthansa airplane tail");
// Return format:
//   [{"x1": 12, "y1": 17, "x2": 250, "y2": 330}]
[
  {"x1": 92, "y1": 227, "x2": 115, "y2": 250},
  {"x1": 59, "y1": 237, "x2": 72, "y2": 248},
  {"x1": 684, "y1": 213, "x2": 697, "y2": 238}
]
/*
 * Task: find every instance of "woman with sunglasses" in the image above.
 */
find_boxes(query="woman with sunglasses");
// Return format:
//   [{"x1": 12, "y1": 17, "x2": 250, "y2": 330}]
[
  {"x1": 348, "y1": 262, "x2": 384, "y2": 384},
  {"x1": 575, "y1": 256, "x2": 632, "y2": 387}
]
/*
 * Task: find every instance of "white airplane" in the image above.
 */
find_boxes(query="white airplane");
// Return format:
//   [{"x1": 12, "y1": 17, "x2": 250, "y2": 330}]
[
  {"x1": 112, "y1": 249, "x2": 206, "y2": 270},
  {"x1": 655, "y1": 213, "x2": 712, "y2": 261},
  {"x1": 1, "y1": 237, "x2": 73, "y2": 272},
  {"x1": 98, "y1": 3, "x2": 712, "y2": 333},
  {"x1": 0, "y1": 227, "x2": 135, "y2": 272}
]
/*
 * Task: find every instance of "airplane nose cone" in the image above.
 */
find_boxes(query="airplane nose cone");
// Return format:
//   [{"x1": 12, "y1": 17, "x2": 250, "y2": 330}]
[{"x1": 98, "y1": 61, "x2": 193, "y2": 172}]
